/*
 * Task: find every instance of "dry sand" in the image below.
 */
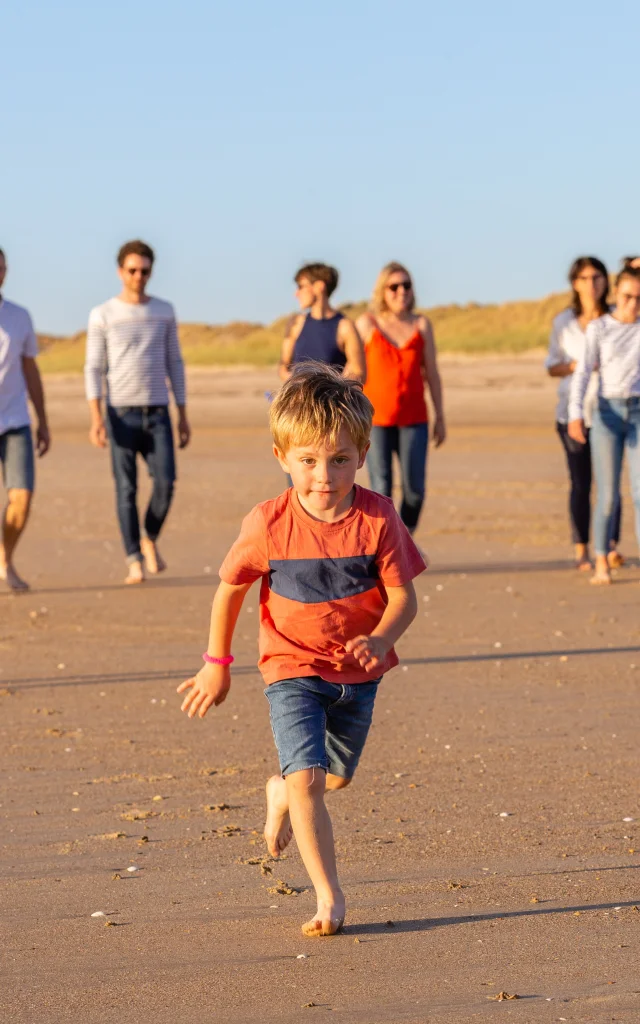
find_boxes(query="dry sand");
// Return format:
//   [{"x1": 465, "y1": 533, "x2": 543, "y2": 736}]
[{"x1": 1, "y1": 356, "x2": 639, "y2": 1023}]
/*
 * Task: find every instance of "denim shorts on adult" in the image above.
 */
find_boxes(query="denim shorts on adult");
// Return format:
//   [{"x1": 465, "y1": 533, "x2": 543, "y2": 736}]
[
  {"x1": 0, "y1": 425, "x2": 35, "y2": 491},
  {"x1": 264, "y1": 675, "x2": 380, "y2": 778}
]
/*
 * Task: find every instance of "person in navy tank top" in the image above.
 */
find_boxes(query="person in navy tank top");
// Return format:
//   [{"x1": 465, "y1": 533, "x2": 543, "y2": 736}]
[{"x1": 279, "y1": 263, "x2": 366, "y2": 383}]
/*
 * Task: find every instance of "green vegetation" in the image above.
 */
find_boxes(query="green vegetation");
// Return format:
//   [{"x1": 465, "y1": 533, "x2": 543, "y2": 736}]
[{"x1": 36, "y1": 291, "x2": 572, "y2": 374}]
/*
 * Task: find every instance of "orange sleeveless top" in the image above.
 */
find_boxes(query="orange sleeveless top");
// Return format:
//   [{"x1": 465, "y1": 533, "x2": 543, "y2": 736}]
[{"x1": 363, "y1": 326, "x2": 428, "y2": 427}]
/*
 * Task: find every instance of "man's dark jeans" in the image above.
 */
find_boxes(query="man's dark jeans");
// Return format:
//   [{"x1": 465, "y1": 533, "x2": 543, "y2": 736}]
[{"x1": 106, "y1": 405, "x2": 176, "y2": 563}]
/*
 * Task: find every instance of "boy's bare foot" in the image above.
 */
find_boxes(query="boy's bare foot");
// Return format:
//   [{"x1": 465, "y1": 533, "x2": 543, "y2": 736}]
[
  {"x1": 140, "y1": 537, "x2": 166, "y2": 575},
  {"x1": 301, "y1": 894, "x2": 346, "y2": 937},
  {"x1": 124, "y1": 560, "x2": 145, "y2": 585},
  {"x1": 264, "y1": 775, "x2": 293, "y2": 858},
  {"x1": 0, "y1": 563, "x2": 30, "y2": 592}
]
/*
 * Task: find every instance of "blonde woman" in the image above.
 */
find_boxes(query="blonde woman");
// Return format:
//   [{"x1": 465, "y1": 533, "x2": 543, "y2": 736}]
[{"x1": 356, "y1": 263, "x2": 445, "y2": 533}]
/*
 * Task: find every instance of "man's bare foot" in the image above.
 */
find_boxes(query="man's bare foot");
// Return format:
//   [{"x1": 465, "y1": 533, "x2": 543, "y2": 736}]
[
  {"x1": 301, "y1": 894, "x2": 346, "y2": 937},
  {"x1": 124, "y1": 560, "x2": 145, "y2": 585},
  {"x1": 0, "y1": 563, "x2": 30, "y2": 592},
  {"x1": 608, "y1": 550, "x2": 625, "y2": 569},
  {"x1": 264, "y1": 775, "x2": 293, "y2": 858},
  {"x1": 141, "y1": 537, "x2": 166, "y2": 575}
]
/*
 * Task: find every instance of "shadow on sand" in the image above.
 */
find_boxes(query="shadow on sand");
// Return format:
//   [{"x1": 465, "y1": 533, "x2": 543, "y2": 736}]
[
  {"x1": 5, "y1": 640, "x2": 640, "y2": 689},
  {"x1": 347, "y1": 899, "x2": 639, "y2": 936}
]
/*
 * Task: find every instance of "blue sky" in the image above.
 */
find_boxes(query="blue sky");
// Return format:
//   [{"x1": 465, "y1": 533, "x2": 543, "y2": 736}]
[{"x1": 3, "y1": 0, "x2": 640, "y2": 333}]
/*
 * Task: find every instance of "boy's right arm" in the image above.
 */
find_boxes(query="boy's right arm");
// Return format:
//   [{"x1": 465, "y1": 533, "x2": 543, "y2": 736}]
[{"x1": 177, "y1": 579, "x2": 253, "y2": 719}]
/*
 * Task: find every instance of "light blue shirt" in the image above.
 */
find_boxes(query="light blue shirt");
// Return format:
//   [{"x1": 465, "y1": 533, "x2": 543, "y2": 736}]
[{"x1": 568, "y1": 313, "x2": 640, "y2": 421}]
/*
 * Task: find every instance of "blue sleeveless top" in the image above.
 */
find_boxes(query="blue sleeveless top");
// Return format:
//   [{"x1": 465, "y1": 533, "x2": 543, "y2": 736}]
[{"x1": 291, "y1": 312, "x2": 346, "y2": 370}]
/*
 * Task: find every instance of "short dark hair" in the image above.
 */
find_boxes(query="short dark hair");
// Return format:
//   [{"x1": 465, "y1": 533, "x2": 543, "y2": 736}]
[
  {"x1": 621, "y1": 255, "x2": 640, "y2": 270},
  {"x1": 616, "y1": 264, "x2": 640, "y2": 287},
  {"x1": 117, "y1": 239, "x2": 155, "y2": 267},
  {"x1": 0, "y1": 249, "x2": 5, "y2": 262},
  {"x1": 294, "y1": 263, "x2": 339, "y2": 298},
  {"x1": 568, "y1": 256, "x2": 609, "y2": 317}
]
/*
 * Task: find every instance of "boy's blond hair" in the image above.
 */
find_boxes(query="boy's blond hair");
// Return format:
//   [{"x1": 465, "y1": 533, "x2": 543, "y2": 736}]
[{"x1": 270, "y1": 362, "x2": 373, "y2": 453}]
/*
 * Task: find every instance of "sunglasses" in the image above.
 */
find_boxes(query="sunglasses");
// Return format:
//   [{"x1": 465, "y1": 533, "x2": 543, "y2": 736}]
[
  {"x1": 126, "y1": 267, "x2": 151, "y2": 277},
  {"x1": 387, "y1": 281, "x2": 412, "y2": 293}
]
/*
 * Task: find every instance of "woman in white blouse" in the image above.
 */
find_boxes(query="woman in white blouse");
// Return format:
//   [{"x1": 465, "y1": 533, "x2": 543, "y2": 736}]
[
  {"x1": 545, "y1": 257, "x2": 622, "y2": 571},
  {"x1": 569, "y1": 265, "x2": 640, "y2": 583}
]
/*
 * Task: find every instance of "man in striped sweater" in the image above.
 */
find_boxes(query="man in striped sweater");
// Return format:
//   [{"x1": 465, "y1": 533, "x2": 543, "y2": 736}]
[{"x1": 84, "y1": 240, "x2": 190, "y2": 584}]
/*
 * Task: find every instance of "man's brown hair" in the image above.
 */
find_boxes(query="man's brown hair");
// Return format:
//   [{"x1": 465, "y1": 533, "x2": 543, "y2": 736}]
[
  {"x1": 270, "y1": 361, "x2": 373, "y2": 453},
  {"x1": 117, "y1": 239, "x2": 155, "y2": 267},
  {"x1": 294, "y1": 263, "x2": 339, "y2": 298}
]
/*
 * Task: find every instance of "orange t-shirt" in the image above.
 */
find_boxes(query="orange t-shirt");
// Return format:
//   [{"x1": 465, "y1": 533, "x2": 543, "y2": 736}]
[
  {"x1": 363, "y1": 326, "x2": 428, "y2": 427},
  {"x1": 219, "y1": 485, "x2": 427, "y2": 685}
]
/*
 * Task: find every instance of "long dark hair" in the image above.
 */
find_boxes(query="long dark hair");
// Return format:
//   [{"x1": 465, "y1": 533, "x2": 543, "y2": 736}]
[{"x1": 568, "y1": 256, "x2": 609, "y2": 317}]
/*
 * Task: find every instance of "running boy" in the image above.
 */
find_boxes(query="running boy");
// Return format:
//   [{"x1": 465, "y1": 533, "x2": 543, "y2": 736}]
[{"x1": 178, "y1": 363, "x2": 426, "y2": 936}]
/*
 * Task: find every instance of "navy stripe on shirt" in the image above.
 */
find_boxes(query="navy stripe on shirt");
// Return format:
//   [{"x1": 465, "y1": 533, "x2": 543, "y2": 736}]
[{"x1": 268, "y1": 555, "x2": 379, "y2": 603}]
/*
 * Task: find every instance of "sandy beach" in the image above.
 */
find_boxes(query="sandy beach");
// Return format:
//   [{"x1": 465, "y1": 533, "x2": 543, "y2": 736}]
[{"x1": 2, "y1": 356, "x2": 639, "y2": 1023}]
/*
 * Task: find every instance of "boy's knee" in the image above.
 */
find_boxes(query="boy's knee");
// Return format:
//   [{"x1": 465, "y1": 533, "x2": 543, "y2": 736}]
[
  {"x1": 286, "y1": 767, "x2": 327, "y2": 797},
  {"x1": 326, "y1": 774, "x2": 351, "y2": 791}
]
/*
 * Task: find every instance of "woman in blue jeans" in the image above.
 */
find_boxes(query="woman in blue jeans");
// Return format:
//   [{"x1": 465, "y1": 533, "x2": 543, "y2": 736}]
[
  {"x1": 356, "y1": 263, "x2": 446, "y2": 534},
  {"x1": 569, "y1": 265, "x2": 640, "y2": 584},
  {"x1": 545, "y1": 256, "x2": 623, "y2": 570}
]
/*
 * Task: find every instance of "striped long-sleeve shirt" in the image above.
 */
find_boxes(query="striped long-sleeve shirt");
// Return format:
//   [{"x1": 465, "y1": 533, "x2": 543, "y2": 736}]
[
  {"x1": 568, "y1": 313, "x2": 640, "y2": 422},
  {"x1": 84, "y1": 296, "x2": 186, "y2": 407}
]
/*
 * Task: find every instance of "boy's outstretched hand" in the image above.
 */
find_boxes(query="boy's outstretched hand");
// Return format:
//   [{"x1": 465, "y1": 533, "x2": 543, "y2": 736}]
[
  {"x1": 345, "y1": 635, "x2": 390, "y2": 672},
  {"x1": 177, "y1": 664, "x2": 231, "y2": 719}
]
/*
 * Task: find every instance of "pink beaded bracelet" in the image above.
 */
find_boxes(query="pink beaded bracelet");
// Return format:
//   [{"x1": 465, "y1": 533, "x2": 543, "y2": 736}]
[{"x1": 202, "y1": 653, "x2": 234, "y2": 666}]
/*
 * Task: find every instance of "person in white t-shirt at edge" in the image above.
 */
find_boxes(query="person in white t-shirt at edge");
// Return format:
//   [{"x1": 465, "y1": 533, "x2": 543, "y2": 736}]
[
  {"x1": 545, "y1": 256, "x2": 623, "y2": 572},
  {"x1": 0, "y1": 248, "x2": 51, "y2": 591},
  {"x1": 568, "y1": 264, "x2": 640, "y2": 584}
]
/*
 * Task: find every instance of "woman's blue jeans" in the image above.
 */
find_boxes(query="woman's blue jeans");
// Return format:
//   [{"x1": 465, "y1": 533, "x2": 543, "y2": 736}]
[
  {"x1": 366, "y1": 423, "x2": 428, "y2": 532},
  {"x1": 591, "y1": 398, "x2": 640, "y2": 556}
]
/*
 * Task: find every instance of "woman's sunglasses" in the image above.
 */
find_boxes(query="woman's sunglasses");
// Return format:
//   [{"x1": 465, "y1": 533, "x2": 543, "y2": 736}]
[{"x1": 387, "y1": 281, "x2": 412, "y2": 293}]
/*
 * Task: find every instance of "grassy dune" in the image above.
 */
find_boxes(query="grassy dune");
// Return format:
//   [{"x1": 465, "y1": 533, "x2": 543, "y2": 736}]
[{"x1": 36, "y1": 291, "x2": 571, "y2": 374}]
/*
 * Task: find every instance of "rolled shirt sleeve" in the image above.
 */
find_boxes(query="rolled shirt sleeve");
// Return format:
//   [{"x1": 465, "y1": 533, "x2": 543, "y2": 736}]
[
  {"x1": 568, "y1": 321, "x2": 599, "y2": 421},
  {"x1": 166, "y1": 311, "x2": 186, "y2": 406},
  {"x1": 84, "y1": 307, "x2": 108, "y2": 401}
]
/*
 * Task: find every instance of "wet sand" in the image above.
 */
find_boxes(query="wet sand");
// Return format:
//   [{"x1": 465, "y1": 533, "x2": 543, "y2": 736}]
[{"x1": 2, "y1": 357, "x2": 639, "y2": 1023}]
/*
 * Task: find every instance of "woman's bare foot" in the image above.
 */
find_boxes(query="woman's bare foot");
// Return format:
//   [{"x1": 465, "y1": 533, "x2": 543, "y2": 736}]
[
  {"x1": 141, "y1": 537, "x2": 166, "y2": 575},
  {"x1": 264, "y1": 775, "x2": 293, "y2": 858},
  {"x1": 0, "y1": 563, "x2": 30, "y2": 592},
  {"x1": 590, "y1": 554, "x2": 612, "y2": 585},
  {"x1": 574, "y1": 544, "x2": 591, "y2": 571},
  {"x1": 124, "y1": 560, "x2": 145, "y2": 585},
  {"x1": 590, "y1": 570, "x2": 612, "y2": 585},
  {"x1": 301, "y1": 893, "x2": 346, "y2": 937},
  {"x1": 607, "y1": 549, "x2": 625, "y2": 569}
]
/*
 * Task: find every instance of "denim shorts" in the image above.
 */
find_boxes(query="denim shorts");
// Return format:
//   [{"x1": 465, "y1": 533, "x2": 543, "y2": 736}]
[
  {"x1": 264, "y1": 675, "x2": 380, "y2": 778},
  {"x1": 0, "y1": 426, "x2": 35, "y2": 491}
]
